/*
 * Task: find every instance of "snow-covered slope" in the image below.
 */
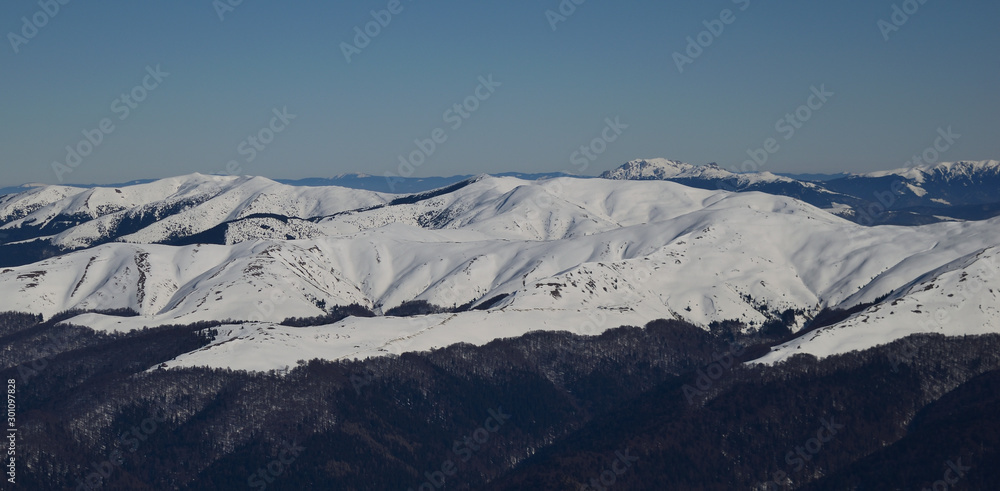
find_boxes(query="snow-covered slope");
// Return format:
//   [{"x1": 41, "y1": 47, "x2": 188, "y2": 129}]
[
  {"x1": 0, "y1": 173, "x2": 390, "y2": 253},
  {"x1": 600, "y1": 158, "x2": 797, "y2": 187},
  {"x1": 0, "y1": 184, "x2": 90, "y2": 222},
  {"x1": 824, "y1": 160, "x2": 1000, "y2": 214},
  {"x1": 0, "y1": 177, "x2": 889, "y2": 327},
  {"x1": 851, "y1": 160, "x2": 1000, "y2": 184},
  {"x1": 602, "y1": 159, "x2": 1000, "y2": 226},
  {"x1": 756, "y1": 246, "x2": 1000, "y2": 365},
  {"x1": 308, "y1": 176, "x2": 732, "y2": 241},
  {"x1": 2, "y1": 173, "x2": 1000, "y2": 371}
]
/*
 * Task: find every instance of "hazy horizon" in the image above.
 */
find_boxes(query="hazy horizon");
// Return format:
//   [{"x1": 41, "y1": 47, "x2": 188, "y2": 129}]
[
  {"x1": 0, "y1": 159, "x2": 911, "y2": 189},
  {"x1": 3, "y1": 1, "x2": 999, "y2": 187}
]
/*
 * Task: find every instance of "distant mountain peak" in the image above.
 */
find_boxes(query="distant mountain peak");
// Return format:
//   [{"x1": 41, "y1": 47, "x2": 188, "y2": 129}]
[
  {"x1": 330, "y1": 172, "x2": 373, "y2": 179},
  {"x1": 852, "y1": 160, "x2": 1000, "y2": 182},
  {"x1": 922, "y1": 160, "x2": 1000, "y2": 181},
  {"x1": 600, "y1": 159, "x2": 701, "y2": 180},
  {"x1": 599, "y1": 159, "x2": 793, "y2": 186}
]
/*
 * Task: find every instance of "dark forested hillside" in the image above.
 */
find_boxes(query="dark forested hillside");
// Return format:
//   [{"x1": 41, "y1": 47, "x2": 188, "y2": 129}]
[
  {"x1": 801, "y1": 368, "x2": 1000, "y2": 490},
  {"x1": 3, "y1": 312, "x2": 999, "y2": 490},
  {"x1": 487, "y1": 334, "x2": 1000, "y2": 490}
]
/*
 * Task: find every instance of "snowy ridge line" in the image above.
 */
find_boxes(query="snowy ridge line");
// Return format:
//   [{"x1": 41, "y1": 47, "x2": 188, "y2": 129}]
[
  {"x1": 1, "y1": 173, "x2": 999, "y2": 371},
  {"x1": 600, "y1": 158, "x2": 1000, "y2": 226},
  {"x1": 755, "y1": 246, "x2": 1000, "y2": 365}
]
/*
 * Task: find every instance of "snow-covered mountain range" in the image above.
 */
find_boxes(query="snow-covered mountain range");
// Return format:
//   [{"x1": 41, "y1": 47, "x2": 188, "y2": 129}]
[
  {"x1": 2, "y1": 166, "x2": 999, "y2": 371},
  {"x1": 602, "y1": 158, "x2": 1000, "y2": 225}
]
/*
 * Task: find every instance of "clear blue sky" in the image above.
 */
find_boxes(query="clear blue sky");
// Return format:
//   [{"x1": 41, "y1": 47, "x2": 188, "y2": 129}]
[{"x1": 2, "y1": 0, "x2": 998, "y2": 186}]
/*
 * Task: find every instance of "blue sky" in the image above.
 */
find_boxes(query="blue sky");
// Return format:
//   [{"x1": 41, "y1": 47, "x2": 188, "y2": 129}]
[{"x1": 1, "y1": 0, "x2": 998, "y2": 186}]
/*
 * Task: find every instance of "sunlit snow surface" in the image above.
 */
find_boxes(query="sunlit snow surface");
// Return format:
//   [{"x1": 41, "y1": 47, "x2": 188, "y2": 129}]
[{"x1": 2, "y1": 173, "x2": 999, "y2": 371}]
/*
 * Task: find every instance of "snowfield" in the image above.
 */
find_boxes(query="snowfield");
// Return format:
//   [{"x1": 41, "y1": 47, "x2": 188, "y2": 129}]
[
  {"x1": 756, "y1": 246, "x2": 1000, "y2": 365},
  {"x1": 2, "y1": 172, "x2": 999, "y2": 371},
  {"x1": 0, "y1": 173, "x2": 391, "y2": 249}
]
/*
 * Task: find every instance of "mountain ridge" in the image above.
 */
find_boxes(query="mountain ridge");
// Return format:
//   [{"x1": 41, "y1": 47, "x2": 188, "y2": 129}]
[
  {"x1": 2, "y1": 173, "x2": 1000, "y2": 372},
  {"x1": 601, "y1": 158, "x2": 1000, "y2": 225}
]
